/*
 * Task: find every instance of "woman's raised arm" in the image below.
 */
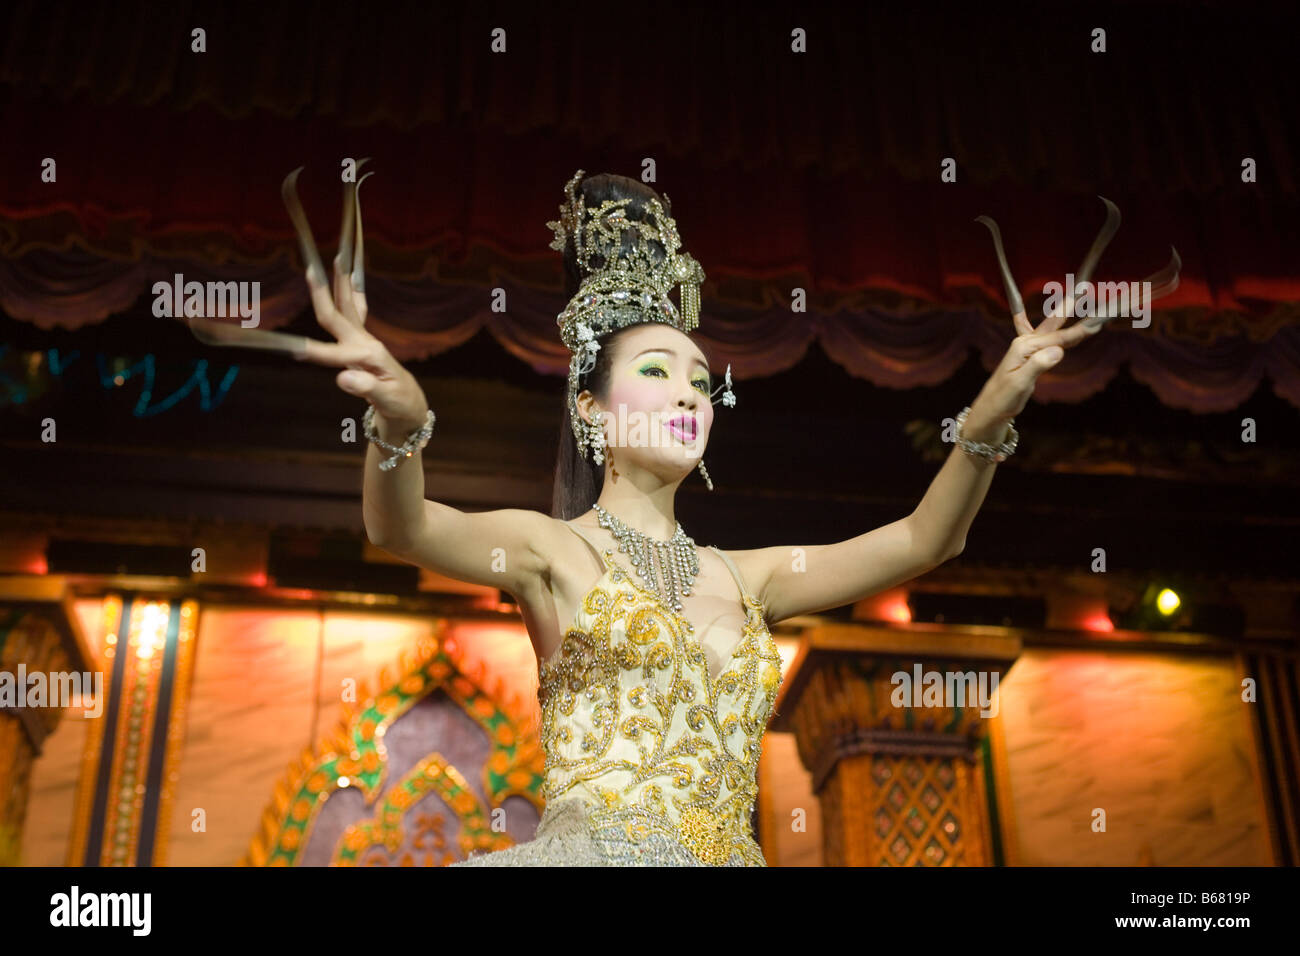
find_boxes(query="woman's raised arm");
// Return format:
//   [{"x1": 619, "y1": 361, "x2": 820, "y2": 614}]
[
  {"x1": 187, "y1": 164, "x2": 554, "y2": 598},
  {"x1": 722, "y1": 516, "x2": 947, "y2": 626}
]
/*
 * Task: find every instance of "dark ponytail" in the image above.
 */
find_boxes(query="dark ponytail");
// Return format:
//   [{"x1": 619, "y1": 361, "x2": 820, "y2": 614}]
[{"x1": 549, "y1": 173, "x2": 674, "y2": 519}]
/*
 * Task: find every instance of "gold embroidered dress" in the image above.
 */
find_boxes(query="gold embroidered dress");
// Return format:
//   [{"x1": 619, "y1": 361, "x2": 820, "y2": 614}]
[{"x1": 452, "y1": 524, "x2": 783, "y2": 866}]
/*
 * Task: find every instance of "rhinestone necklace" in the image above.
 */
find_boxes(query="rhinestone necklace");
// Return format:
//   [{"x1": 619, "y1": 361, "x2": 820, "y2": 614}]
[{"x1": 593, "y1": 503, "x2": 700, "y2": 614}]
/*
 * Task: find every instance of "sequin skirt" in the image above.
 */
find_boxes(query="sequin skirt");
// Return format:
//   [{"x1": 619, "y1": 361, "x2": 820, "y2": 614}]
[{"x1": 448, "y1": 798, "x2": 764, "y2": 867}]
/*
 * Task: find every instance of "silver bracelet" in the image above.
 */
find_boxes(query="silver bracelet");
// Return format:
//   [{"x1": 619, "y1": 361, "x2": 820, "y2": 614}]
[
  {"x1": 363, "y1": 405, "x2": 436, "y2": 471},
  {"x1": 955, "y1": 406, "x2": 1018, "y2": 463}
]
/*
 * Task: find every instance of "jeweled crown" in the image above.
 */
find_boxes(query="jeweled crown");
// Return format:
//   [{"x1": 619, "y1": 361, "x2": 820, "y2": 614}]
[{"x1": 547, "y1": 169, "x2": 706, "y2": 357}]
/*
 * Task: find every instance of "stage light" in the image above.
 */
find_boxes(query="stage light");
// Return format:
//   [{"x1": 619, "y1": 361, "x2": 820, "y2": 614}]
[
  {"x1": 1107, "y1": 581, "x2": 1244, "y2": 638},
  {"x1": 1082, "y1": 612, "x2": 1114, "y2": 632}
]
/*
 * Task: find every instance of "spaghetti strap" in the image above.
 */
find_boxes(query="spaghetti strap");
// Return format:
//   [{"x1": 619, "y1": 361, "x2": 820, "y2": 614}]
[
  {"x1": 709, "y1": 545, "x2": 755, "y2": 605},
  {"x1": 561, "y1": 522, "x2": 611, "y2": 573}
]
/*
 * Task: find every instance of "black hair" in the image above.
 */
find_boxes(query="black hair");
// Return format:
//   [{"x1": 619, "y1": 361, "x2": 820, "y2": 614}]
[{"x1": 550, "y1": 173, "x2": 678, "y2": 519}]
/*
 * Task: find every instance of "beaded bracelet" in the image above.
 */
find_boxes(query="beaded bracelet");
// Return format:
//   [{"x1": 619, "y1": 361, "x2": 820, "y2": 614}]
[
  {"x1": 362, "y1": 405, "x2": 436, "y2": 471},
  {"x1": 955, "y1": 406, "x2": 1018, "y2": 463}
]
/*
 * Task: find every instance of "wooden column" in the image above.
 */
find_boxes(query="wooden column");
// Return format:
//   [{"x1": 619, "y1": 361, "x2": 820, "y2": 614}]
[
  {"x1": 0, "y1": 577, "x2": 95, "y2": 866},
  {"x1": 771, "y1": 624, "x2": 1021, "y2": 866}
]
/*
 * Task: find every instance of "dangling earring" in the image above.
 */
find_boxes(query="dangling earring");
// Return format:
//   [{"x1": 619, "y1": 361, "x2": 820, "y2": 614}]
[
  {"x1": 585, "y1": 413, "x2": 606, "y2": 465},
  {"x1": 710, "y1": 364, "x2": 737, "y2": 408},
  {"x1": 697, "y1": 459, "x2": 713, "y2": 491}
]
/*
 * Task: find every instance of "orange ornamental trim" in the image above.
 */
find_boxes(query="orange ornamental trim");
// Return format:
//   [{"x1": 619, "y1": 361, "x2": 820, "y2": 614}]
[{"x1": 243, "y1": 623, "x2": 545, "y2": 866}]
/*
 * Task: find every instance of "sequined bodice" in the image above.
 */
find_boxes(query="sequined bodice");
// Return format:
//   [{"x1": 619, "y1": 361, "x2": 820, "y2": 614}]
[{"x1": 537, "y1": 540, "x2": 784, "y2": 866}]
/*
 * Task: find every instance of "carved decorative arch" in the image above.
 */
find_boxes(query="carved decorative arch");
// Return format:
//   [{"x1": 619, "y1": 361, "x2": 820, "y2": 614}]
[{"x1": 242, "y1": 624, "x2": 544, "y2": 866}]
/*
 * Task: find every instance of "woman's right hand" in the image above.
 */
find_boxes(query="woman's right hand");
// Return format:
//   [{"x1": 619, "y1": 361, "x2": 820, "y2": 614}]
[
  {"x1": 281, "y1": 162, "x2": 430, "y2": 433},
  {"x1": 187, "y1": 161, "x2": 430, "y2": 434}
]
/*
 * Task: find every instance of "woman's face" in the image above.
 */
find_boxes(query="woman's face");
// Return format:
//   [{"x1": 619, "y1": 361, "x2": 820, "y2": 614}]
[{"x1": 587, "y1": 323, "x2": 715, "y2": 478}]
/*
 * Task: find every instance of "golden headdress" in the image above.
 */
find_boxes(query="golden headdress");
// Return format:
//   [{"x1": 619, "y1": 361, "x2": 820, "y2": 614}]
[{"x1": 547, "y1": 170, "x2": 731, "y2": 455}]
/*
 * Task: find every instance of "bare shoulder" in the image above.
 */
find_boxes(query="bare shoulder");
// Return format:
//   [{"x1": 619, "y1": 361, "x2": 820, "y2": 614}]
[
  {"x1": 519, "y1": 511, "x2": 608, "y2": 592},
  {"x1": 530, "y1": 512, "x2": 587, "y2": 567}
]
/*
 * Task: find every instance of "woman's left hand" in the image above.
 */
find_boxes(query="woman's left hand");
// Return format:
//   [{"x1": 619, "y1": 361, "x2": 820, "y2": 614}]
[
  {"x1": 963, "y1": 199, "x2": 1181, "y2": 439},
  {"x1": 963, "y1": 299, "x2": 1103, "y2": 434}
]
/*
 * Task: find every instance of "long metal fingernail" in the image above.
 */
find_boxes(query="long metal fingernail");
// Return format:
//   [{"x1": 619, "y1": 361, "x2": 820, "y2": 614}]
[
  {"x1": 336, "y1": 157, "x2": 369, "y2": 281},
  {"x1": 1074, "y1": 196, "x2": 1122, "y2": 290},
  {"x1": 975, "y1": 215, "x2": 1025, "y2": 318},
  {"x1": 352, "y1": 169, "x2": 375, "y2": 295},
  {"x1": 187, "y1": 316, "x2": 310, "y2": 359},
  {"x1": 281, "y1": 167, "x2": 329, "y2": 287},
  {"x1": 1145, "y1": 245, "x2": 1182, "y2": 299}
]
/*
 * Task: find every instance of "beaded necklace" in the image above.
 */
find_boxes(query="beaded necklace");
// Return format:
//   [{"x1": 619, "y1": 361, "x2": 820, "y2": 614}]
[{"x1": 593, "y1": 503, "x2": 700, "y2": 614}]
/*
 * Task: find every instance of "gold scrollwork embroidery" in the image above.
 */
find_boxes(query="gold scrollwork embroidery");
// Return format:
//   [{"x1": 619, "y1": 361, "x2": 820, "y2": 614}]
[{"x1": 537, "y1": 563, "x2": 784, "y2": 865}]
